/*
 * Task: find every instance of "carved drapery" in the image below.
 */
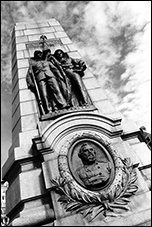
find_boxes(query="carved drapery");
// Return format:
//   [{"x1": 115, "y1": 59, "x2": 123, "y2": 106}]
[{"x1": 26, "y1": 35, "x2": 96, "y2": 120}]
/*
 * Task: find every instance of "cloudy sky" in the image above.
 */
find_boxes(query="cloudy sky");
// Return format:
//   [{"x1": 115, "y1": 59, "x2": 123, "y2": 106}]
[{"x1": 1, "y1": 1, "x2": 151, "y2": 166}]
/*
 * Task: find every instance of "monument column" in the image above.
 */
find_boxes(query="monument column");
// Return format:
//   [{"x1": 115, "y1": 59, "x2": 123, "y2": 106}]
[{"x1": 2, "y1": 19, "x2": 151, "y2": 226}]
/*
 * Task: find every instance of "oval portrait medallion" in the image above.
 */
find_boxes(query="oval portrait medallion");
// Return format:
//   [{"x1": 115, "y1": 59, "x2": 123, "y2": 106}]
[
  {"x1": 68, "y1": 139, "x2": 115, "y2": 190},
  {"x1": 51, "y1": 131, "x2": 138, "y2": 222}
]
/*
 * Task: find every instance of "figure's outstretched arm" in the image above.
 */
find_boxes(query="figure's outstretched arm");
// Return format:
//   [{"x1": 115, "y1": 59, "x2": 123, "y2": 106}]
[{"x1": 72, "y1": 58, "x2": 87, "y2": 71}]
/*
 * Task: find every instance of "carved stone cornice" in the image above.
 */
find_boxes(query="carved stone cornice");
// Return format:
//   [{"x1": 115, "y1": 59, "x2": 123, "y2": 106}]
[{"x1": 25, "y1": 38, "x2": 62, "y2": 49}]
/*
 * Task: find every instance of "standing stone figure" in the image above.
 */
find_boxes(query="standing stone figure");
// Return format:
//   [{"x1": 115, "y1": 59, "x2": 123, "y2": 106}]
[
  {"x1": 76, "y1": 143, "x2": 111, "y2": 188},
  {"x1": 54, "y1": 49, "x2": 89, "y2": 107},
  {"x1": 26, "y1": 50, "x2": 69, "y2": 114},
  {"x1": 42, "y1": 48, "x2": 72, "y2": 107}
]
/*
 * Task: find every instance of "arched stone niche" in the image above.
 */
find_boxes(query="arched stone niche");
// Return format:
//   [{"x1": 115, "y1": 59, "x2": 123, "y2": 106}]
[{"x1": 35, "y1": 112, "x2": 138, "y2": 222}]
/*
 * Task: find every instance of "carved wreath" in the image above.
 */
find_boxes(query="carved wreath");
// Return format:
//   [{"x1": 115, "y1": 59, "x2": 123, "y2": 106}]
[{"x1": 50, "y1": 132, "x2": 138, "y2": 222}]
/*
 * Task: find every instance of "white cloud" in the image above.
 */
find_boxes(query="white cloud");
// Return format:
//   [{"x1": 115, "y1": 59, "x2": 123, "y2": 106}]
[{"x1": 83, "y1": 1, "x2": 151, "y2": 132}]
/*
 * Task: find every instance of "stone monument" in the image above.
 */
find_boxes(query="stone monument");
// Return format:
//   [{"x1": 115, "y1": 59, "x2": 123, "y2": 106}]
[{"x1": 2, "y1": 19, "x2": 151, "y2": 226}]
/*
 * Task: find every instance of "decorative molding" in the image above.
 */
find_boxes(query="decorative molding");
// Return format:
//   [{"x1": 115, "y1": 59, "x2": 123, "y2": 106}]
[
  {"x1": 40, "y1": 112, "x2": 123, "y2": 146},
  {"x1": 50, "y1": 132, "x2": 138, "y2": 222},
  {"x1": 40, "y1": 105, "x2": 97, "y2": 121},
  {"x1": 25, "y1": 38, "x2": 62, "y2": 49}
]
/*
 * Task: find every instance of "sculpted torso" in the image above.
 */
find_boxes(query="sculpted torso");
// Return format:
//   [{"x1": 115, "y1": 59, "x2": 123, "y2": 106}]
[{"x1": 77, "y1": 161, "x2": 111, "y2": 186}]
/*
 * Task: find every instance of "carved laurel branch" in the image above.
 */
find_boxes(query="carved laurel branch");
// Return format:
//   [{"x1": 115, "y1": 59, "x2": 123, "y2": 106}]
[
  {"x1": 50, "y1": 157, "x2": 138, "y2": 222},
  {"x1": 50, "y1": 132, "x2": 138, "y2": 221}
]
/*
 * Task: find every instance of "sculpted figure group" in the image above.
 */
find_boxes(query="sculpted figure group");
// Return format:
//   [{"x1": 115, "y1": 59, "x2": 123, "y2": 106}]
[{"x1": 26, "y1": 48, "x2": 89, "y2": 115}]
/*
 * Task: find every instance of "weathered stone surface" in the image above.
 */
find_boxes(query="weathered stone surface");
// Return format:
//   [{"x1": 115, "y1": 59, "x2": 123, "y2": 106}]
[
  {"x1": 24, "y1": 27, "x2": 55, "y2": 35},
  {"x1": 132, "y1": 142, "x2": 151, "y2": 166},
  {"x1": 16, "y1": 50, "x2": 24, "y2": 59},
  {"x1": 26, "y1": 21, "x2": 49, "y2": 29},
  {"x1": 5, "y1": 168, "x2": 47, "y2": 213},
  {"x1": 10, "y1": 205, "x2": 54, "y2": 226},
  {"x1": 68, "y1": 51, "x2": 82, "y2": 58},
  {"x1": 54, "y1": 25, "x2": 64, "y2": 32},
  {"x1": 15, "y1": 35, "x2": 28, "y2": 44},
  {"x1": 54, "y1": 31, "x2": 68, "y2": 38},
  {"x1": 54, "y1": 213, "x2": 85, "y2": 226},
  {"x1": 140, "y1": 167, "x2": 151, "y2": 190},
  {"x1": 16, "y1": 43, "x2": 26, "y2": 51},
  {"x1": 12, "y1": 67, "x2": 28, "y2": 87},
  {"x1": 48, "y1": 20, "x2": 60, "y2": 26},
  {"x1": 24, "y1": 28, "x2": 41, "y2": 35},
  {"x1": 12, "y1": 113, "x2": 38, "y2": 144},
  {"x1": 60, "y1": 37, "x2": 72, "y2": 45},
  {"x1": 23, "y1": 49, "x2": 35, "y2": 58},
  {"x1": 54, "y1": 203, "x2": 151, "y2": 226},
  {"x1": 19, "y1": 89, "x2": 35, "y2": 102},
  {"x1": 42, "y1": 32, "x2": 55, "y2": 39},
  {"x1": 106, "y1": 111, "x2": 123, "y2": 121},
  {"x1": 94, "y1": 99, "x2": 117, "y2": 114},
  {"x1": 41, "y1": 159, "x2": 69, "y2": 219},
  {"x1": 82, "y1": 69, "x2": 95, "y2": 78},
  {"x1": 15, "y1": 23, "x2": 26, "y2": 30},
  {"x1": 88, "y1": 87, "x2": 108, "y2": 101},
  {"x1": 15, "y1": 30, "x2": 24, "y2": 37},
  {"x1": 15, "y1": 129, "x2": 38, "y2": 150},
  {"x1": 127, "y1": 137, "x2": 141, "y2": 146},
  {"x1": 2, "y1": 19, "x2": 151, "y2": 227},
  {"x1": 84, "y1": 77, "x2": 101, "y2": 89},
  {"x1": 21, "y1": 114, "x2": 39, "y2": 131},
  {"x1": 17, "y1": 59, "x2": 29, "y2": 68},
  {"x1": 121, "y1": 119, "x2": 139, "y2": 134},
  {"x1": 20, "y1": 169, "x2": 46, "y2": 200},
  {"x1": 137, "y1": 220, "x2": 151, "y2": 226},
  {"x1": 12, "y1": 78, "x2": 28, "y2": 97},
  {"x1": 113, "y1": 141, "x2": 141, "y2": 167},
  {"x1": 42, "y1": 159, "x2": 59, "y2": 190},
  {"x1": 20, "y1": 100, "x2": 37, "y2": 116},
  {"x1": 12, "y1": 90, "x2": 36, "y2": 115},
  {"x1": 67, "y1": 43, "x2": 77, "y2": 52}
]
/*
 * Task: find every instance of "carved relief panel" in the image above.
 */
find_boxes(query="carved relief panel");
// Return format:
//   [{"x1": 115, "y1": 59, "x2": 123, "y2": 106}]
[
  {"x1": 26, "y1": 35, "x2": 96, "y2": 121},
  {"x1": 68, "y1": 139, "x2": 114, "y2": 190},
  {"x1": 50, "y1": 132, "x2": 138, "y2": 222}
]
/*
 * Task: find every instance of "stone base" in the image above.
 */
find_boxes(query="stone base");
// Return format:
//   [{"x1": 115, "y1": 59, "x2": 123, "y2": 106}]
[
  {"x1": 40, "y1": 104, "x2": 97, "y2": 121},
  {"x1": 54, "y1": 208, "x2": 151, "y2": 226},
  {"x1": 8, "y1": 205, "x2": 54, "y2": 226}
]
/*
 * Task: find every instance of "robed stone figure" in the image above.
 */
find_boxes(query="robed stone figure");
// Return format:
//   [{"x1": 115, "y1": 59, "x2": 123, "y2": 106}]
[
  {"x1": 26, "y1": 48, "x2": 90, "y2": 115},
  {"x1": 26, "y1": 49, "x2": 70, "y2": 114}
]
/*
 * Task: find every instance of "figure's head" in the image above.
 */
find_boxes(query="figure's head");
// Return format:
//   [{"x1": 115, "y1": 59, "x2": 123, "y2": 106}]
[
  {"x1": 54, "y1": 49, "x2": 65, "y2": 60},
  {"x1": 78, "y1": 143, "x2": 96, "y2": 164},
  {"x1": 34, "y1": 50, "x2": 42, "y2": 59},
  {"x1": 140, "y1": 126, "x2": 146, "y2": 132}
]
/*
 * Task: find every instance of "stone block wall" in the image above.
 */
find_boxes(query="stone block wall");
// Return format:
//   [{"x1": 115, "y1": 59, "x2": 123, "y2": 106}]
[
  {"x1": 11, "y1": 18, "x2": 123, "y2": 151},
  {"x1": 2, "y1": 19, "x2": 151, "y2": 226}
]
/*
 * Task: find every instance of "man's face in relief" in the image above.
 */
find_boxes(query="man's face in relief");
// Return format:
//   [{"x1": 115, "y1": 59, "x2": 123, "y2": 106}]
[{"x1": 80, "y1": 144, "x2": 96, "y2": 163}]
